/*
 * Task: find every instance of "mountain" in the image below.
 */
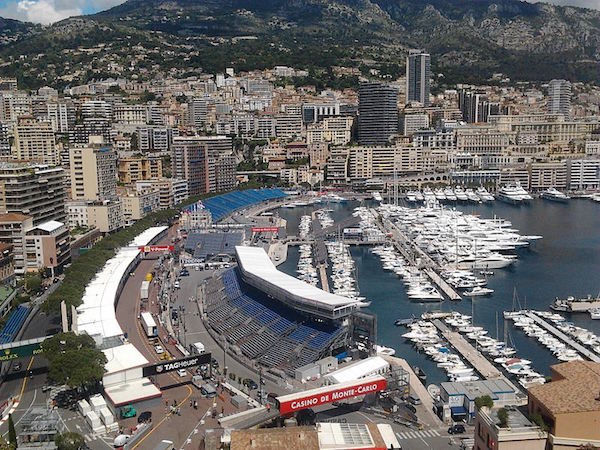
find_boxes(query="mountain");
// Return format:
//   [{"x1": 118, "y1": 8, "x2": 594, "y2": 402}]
[{"x1": 1, "y1": 0, "x2": 600, "y2": 89}]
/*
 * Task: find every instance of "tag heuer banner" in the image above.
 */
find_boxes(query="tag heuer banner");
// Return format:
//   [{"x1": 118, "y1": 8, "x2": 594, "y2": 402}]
[{"x1": 142, "y1": 353, "x2": 211, "y2": 377}]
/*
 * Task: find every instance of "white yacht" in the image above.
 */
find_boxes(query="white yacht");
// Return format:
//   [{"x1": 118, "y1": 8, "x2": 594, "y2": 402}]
[
  {"x1": 540, "y1": 187, "x2": 570, "y2": 203},
  {"x1": 590, "y1": 308, "x2": 600, "y2": 320},
  {"x1": 476, "y1": 187, "x2": 495, "y2": 202},
  {"x1": 497, "y1": 184, "x2": 525, "y2": 205},
  {"x1": 463, "y1": 286, "x2": 494, "y2": 297},
  {"x1": 372, "y1": 191, "x2": 383, "y2": 202}
]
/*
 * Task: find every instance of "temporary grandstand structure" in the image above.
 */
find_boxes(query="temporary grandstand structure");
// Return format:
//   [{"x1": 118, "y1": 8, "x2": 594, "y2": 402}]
[
  {"x1": 184, "y1": 231, "x2": 243, "y2": 261},
  {"x1": 236, "y1": 246, "x2": 364, "y2": 320},
  {"x1": 207, "y1": 268, "x2": 347, "y2": 376},
  {"x1": 190, "y1": 188, "x2": 287, "y2": 223},
  {"x1": 73, "y1": 226, "x2": 167, "y2": 408},
  {"x1": 323, "y1": 356, "x2": 390, "y2": 385}
]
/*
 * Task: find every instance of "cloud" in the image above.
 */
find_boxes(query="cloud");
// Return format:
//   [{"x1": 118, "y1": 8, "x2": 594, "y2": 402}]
[
  {"x1": 0, "y1": 0, "x2": 126, "y2": 24},
  {"x1": 526, "y1": 0, "x2": 600, "y2": 9}
]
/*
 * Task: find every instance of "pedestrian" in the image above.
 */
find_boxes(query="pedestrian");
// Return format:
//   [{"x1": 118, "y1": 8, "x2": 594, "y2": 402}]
[{"x1": 190, "y1": 399, "x2": 193, "y2": 408}]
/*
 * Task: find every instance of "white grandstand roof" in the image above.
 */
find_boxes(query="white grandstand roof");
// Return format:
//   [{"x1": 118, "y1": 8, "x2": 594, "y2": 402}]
[
  {"x1": 103, "y1": 343, "x2": 148, "y2": 375},
  {"x1": 324, "y1": 356, "x2": 390, "y2": 384},
  {"x1": 235, "y1": 245, "x2": 360, "y2": 309},
  {"x1": 130, "y1": 226, "x2": 168, "y2": 247}
]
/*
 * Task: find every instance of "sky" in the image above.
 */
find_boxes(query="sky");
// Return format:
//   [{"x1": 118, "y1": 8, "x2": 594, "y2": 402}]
[{"x1": 0, "y1": 0, "x2": 599, "y2": 25}]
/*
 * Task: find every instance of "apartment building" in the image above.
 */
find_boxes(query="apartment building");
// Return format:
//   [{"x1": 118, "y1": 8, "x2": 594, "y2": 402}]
[
  {"x1": 529, "y1": 162, "x2": 568, "y2": 191},
  {"x1": 0, "y1": 242, "x2": 14, "y2": 284},
  {"x1": 567, "y1": 158, "x2": 600, "y2": 190},
  {"x1": 326, "y1": 147, "x2": 350, "y2": 184},
  {"x1": 24, "y1": 220, "x2": 70, "y2": 274},
  {"x1": 87, "y1": 201, "x2": 123, "y2": 233},
  {"x1": 120, "y1": 189, "x2": 161, "y2": 225},
  {"x1": 275, "y1": 114, "x2": 303, "y2": 140},
  {"x1": 113, "y1": 104, "x2": 147, "y2": 125},
  {"x1": 0, "y1": 213, "x2": 33, "y2": 275},
  {"x1": 474, "y1": 407, "x2": 546, "y2": 450},
  {"x1": 0, "y1": 163, "x2": 66, "y2": 225},
  {"x1": 118, "y1": 156, "x2": 163, "y2": 184},
  {"x1": 171, "y1": 136, "x2": 235, "y2": 196},
  {"x1": 69, "y1": 140, "x2": 117, "y2": 201},
  {"x1": 13, "y1": 116, "x2": 58, "y2": 165},
  {"x1": 528, "y1": 361, "x2": 600, "y2": 449},
  {"x1": 456, "y1": 127, "x2": 515, "y2": 155},
  {"x1": 306, "y1": 116, "x2": 353, "y2": 146},
  {"x1": 135, "y1": 178, "x2": 189, "y2": 209}
]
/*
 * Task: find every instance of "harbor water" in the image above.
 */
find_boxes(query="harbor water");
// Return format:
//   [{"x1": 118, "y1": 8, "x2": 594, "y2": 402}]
[{"x1": 277, "y1": 199, "x2": 600, "y2": 385}]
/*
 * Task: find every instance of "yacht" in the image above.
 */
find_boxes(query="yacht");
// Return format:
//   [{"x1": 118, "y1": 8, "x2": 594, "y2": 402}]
[
  {"x1": 454, "y1": 187, "x2": 469, "y2": 202},
  {"x1": 540, "y1": 187, "x2": 570, "y2": 203},
  {"x1": 476, "y1": 187, "x2": 495, "y2": 202},
  {"x1": 372, "y1": 192, "x2": 383, "y2": 202},
  {"x1": 590, "y1": 308, "x2": 600, "y2": 320},
  {"x1": 497, "y1": 184, "x2": 525, "y2": 205},
  {"x1": 463, "y1": 286, "x2": 494, "y2": 297}
]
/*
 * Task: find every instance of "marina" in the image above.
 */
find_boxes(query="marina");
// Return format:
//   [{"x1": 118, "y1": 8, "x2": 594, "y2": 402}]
[
  {"x1": 523, "y1": 311, "x2": 600, "y2": 363},
  {"x1": 277, "y1": 198, "x2": 600, "y2": 385}
]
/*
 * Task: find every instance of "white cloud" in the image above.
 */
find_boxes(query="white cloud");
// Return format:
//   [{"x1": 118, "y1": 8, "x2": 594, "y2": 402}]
[
  {"x1": 526, "y1": 0, "x2": 600, "y2": 10},
  {"x1": 0, "y1": 0, "x2": 126, "y2": 24}
]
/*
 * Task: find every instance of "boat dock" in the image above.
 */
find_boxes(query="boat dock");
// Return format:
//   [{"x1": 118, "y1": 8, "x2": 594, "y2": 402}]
[
  {"x1": 525, "y1": 312, "x2": 600, "y2": 362},
  {"x1": 432, "y1": 320, "x2": 503, "y2": 379},
  {"x1": 319, "y1": 265, "x2": 330, "y2": 292},
  {"x1": 380, "y1": 216, "x2": 462, "y2": 301},
  {"x1": 425, "y1": 269, "x2": 462, "y2": 301}
]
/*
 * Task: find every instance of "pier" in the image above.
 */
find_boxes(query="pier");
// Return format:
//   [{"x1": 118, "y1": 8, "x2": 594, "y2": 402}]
[
  {"x1": 432, "y1": 320, "x2": 503, "y2": 379},
  {"x1": 425, "y1": 269, "x2": 462, "y2": 301},
  {"x1": 318, "y1": 265, "x2": 330, "y2": 292},
  {"x1": 525, "y1": 312, "x2": 600, "y2": 362},
  {"x1": 381, "y1": 216, "x2": 462, "y2": 301}
]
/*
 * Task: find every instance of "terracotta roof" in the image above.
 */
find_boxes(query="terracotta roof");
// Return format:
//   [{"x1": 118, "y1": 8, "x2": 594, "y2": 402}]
[
  {"x1": 231, "y1": 427, "x2": 319, "y2": 450},
  {"x1": 529, "y1": 361, "x2": 600, "y2": 415},
  {"x1": 0, "y1": 213, "x2": 32, "y2": 223}
]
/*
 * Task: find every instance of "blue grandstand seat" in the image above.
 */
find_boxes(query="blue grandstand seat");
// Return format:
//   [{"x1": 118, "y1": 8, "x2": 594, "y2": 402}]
[{"x1": 0, "y1": 306, "x2": 30, "y2": 345}]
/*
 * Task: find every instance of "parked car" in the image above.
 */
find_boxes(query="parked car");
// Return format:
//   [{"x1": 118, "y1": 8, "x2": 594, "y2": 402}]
[
  {"x1": 13, "y1": 362, "x2": 21, "y2": 372},
  {"x1": 154, "y1": 345, "x2": 164, "y2": 354},
  {"x1": 137, "y1": 411, "x2": 152, "y2": 424},
  {"x1": 448, "y1": 424, "x2": 466, "y2": 434},
  {"x1": 243, "y1": 378, "x2": 258, "y2": 390},
  {"x1": 177, "y1": 369, "x2": 187, "y2": 377}
]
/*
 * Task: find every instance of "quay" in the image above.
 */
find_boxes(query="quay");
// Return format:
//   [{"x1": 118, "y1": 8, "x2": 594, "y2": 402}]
[
  {"x1": 525, "y1": 312, "x2": 600, "y2": 362},
  {"x1": 432, "y1": 320, "x2": 503, "y2": 379},
  {"x1": 381, "y1": 216, "x2": 462, "y2": 302},
  {"x1": 425, "y1": 269, "x2": 461, "y2": 301},
  {"x1": 319, "y1": 265, "x2": 330, "y2": 292}
]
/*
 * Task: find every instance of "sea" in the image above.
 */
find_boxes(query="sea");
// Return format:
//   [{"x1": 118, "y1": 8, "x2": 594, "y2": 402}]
[{"x1": 276, "y1": 198, "x2": 600, "y2": 385}]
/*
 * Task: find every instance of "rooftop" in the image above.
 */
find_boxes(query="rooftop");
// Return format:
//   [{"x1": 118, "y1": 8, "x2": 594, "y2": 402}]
[
  {"x1": 231, "y1": 427, "x2": 319, "y2": 450},
  {"x1": 529, "y1": 361, "x2": 600, "y2": 415},
  {"x1": 32, "y1": 220, "x2": 65, "y2": 233},
  {"x1": 442, "y1": 379, "x2": 516, "y2": 401},
  {"x1": 487, "y1": 407, "x2": 535, "y2": 430},
  {"x1": 236, "y1": 245, "x2": 362, "y2": 311}
]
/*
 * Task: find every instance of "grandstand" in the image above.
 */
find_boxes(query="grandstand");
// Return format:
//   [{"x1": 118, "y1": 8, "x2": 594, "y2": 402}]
[
  {"x1": 185, "y1": 231, "x2": 243, "y2": 260},
  {"x1": 187, "y1": 189, "x2": 287, "y2": 223},
  {"x1": 236, "y1": 246, "x2": 363, "y2": 320},
  {"x1": 205, "y1": 268, "x2": 347, "y2": 377},
  {"x1": 0, "y1": 306, "x2": 30, "y2": 345}
]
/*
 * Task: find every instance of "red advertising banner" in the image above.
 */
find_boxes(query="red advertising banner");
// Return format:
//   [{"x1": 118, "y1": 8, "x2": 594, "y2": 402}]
[
  {"x1": 138, "y1": 245, "x2": 174, "y2": 252},
  {"x1": 251, "y1": 227, "x2": 279, "y2": 233},
  {"x1": 277, "y1": 377, "x2": 387, "y2": 415}
]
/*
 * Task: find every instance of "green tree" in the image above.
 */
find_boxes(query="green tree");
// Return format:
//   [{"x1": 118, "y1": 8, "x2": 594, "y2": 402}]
[
  {"x1": 497, "y1": 407, "x2": 509, "y2": 428},
  {"x1": 7, "y1": 414, "x2": 16, "y2": 448},
  {"x1": 474, "y1": 395, "x2": 494, "y2": 410},
  {"x1": 55, "y1": 432, "x2": 85, "y2": 450},
  {"x1": 42, "y1": 333, "x2": 106, "y2": 389},
  {"x1": 24, "y1": 273, "x2": 42, "y2": 295},
  {"x1": 0, "y1": 435, "x2": 15, "y2": 450},
  {"x1": 530, "y1": 412, "x2": 549, "y2": 432}
]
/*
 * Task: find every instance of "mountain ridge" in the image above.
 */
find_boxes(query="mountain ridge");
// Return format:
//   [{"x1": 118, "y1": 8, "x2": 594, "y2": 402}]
[{"x1": 1, "y1": 0, "x2": 600, "y2": 89}]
